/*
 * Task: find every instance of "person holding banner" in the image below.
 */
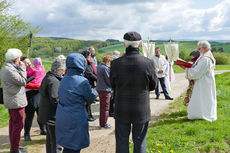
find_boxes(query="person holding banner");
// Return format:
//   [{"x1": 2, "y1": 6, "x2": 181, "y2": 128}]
[{"x1": 151, "y1": 47, "x2": 173, "y2": 100}]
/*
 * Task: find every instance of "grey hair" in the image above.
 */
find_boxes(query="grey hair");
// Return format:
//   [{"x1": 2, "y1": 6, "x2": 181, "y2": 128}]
[
  {"x1": 51, "y1": 58, "x2": 66, "y2": 72},
  {"x1": 198, "y1": 40, "x2": 211, "y2": 50},
  {"x1": 5, "y1": 48, "x2": 22, "y2": 62},
  {"x1": 124, "y1": 40, "x2": 141, "y2": 48}
]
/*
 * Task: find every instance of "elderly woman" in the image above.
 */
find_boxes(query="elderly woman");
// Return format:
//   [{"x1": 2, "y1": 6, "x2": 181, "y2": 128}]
[
  {"x1": 55, "y1": 53, "x2": 96, "y2": 153},
  {"x1": 96, "y1": 55, "x2": 113, "y2": 128},
  {"x1": 182, "y1": 41, "x2": 217, "y2": 121},
  {"x1": 38, "y1": 58, "x2": 66, "y2": 153},
  {"x1": 1, "y1": 48, "x2": 28, "y2": 153},
  {"x1": 21, "y1": 57, "x2": 46, "y2": 141}
]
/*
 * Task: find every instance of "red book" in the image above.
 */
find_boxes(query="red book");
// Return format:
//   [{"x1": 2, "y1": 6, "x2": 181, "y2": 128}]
[{"x1": 176, "y1": 59, "x2": 193, "y2": 68}]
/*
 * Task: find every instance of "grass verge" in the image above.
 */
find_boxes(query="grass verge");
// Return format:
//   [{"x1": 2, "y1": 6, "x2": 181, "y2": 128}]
[{"x1": 130, "y1": 72, "x2": 230, "y2": 153}]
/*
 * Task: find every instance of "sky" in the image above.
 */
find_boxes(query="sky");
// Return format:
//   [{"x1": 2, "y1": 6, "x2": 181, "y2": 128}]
[{"x1": 10, "y1": 0, "x2": 230, "y2": 40}]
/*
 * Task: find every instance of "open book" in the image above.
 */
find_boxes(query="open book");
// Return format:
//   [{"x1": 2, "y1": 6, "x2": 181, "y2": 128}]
[{"x1": 175, "y1": 58, "x2": 193, "y2": 68}]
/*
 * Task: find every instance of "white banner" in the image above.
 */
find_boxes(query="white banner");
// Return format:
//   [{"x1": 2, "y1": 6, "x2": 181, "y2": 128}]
[
  {"x1": 164, "y1": 43, "x2": 179, "y2": 61},
  {"x1": 142, "y1": 42, "x2": 155, "y2": 59}
]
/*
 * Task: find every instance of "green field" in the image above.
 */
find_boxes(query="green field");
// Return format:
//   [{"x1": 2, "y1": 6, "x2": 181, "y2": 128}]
[{"x1": 129, "y1": 72, "x2": 230, "y2": 153}]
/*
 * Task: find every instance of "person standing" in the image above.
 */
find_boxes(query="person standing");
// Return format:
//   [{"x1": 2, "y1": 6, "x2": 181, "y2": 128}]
[
  {"x1": 183, "y1": 41, "x2": 217, "y2": 121},
  {"x1": 89, "y1": 47, "x2": 99, "y2": 67},
  {"x1": 96, "y1": 55, "x2": 113, "y2": 128},
  {"x1": 1, "y1": 48, "x2": 28, "y2": 153},
  {"x1": 23, "y1": 57, "x2": 46, "y2": 141},
  {"x1": 151, "y1": 47, "x2": 173, "y2": 100},
  {"x1": 56, "y1": 53, "x2": 96, "y2": 153},
  {"x1": 110, "y1": 32, "x2": 157, "y2": 153},
  {"x1": 81, "y1": 50, "x2": 97, "y2": 121},
  {"x1": 38, "y1": 59, "x2": 65, "y2": 153}
]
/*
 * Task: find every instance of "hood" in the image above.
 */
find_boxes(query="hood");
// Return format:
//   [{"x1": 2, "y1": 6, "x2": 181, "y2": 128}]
[
  {"x1": 33, "y1": 57, "x2": 42, "y2": 66},
  {"x1": 66, "y1": 53, "x2": 86, "y2": 72}
]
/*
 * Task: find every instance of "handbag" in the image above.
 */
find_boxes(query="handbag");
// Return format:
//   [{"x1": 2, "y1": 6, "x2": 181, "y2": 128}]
[{"x1": 0, "y1": 88, "x2": 3, "y2": 104}]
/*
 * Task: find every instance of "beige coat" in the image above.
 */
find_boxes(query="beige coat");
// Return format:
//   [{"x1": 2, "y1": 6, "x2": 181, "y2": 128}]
[{"x1": 1, "y1": 62, "x2": 27, "y2": 109}]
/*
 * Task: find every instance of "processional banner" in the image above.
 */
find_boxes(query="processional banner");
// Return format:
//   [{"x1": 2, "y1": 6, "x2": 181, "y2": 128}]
[{"x1": 142, "y1": 42, "x2": 155, "y2": 59}]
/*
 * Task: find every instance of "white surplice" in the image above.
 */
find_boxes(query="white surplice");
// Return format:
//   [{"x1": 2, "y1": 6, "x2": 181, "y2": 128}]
[{"x1": 186, "y1": 51, "x2": 217, "y2": 122}]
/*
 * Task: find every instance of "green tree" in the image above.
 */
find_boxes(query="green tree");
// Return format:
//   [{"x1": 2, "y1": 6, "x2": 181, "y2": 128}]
[{"x1": 0, "y1": 0, "x2": 39, "y2": 68}]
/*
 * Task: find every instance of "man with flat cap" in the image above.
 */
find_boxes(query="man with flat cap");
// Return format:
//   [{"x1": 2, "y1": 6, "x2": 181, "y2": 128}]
[{"x1": 110, "y1": 31, "x2": 158, "y2": 153}]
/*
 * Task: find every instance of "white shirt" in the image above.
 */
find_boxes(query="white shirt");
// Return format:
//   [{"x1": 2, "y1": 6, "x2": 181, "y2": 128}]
[
  {"x1": 151, "y1": 55, "x2": 167, "y2": 78},
  {"x1": 186, "y1": 54, "x2": 217, "y2": 122}
]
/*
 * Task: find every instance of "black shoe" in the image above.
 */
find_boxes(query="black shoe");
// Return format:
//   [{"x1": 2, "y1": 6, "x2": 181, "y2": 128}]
[
  {"x1": 24, "y1": 134, "x2": 31, "y2": 141},
  {"x1": 40, "y1": 129, "x2": 47, "y2": 135},
  {"x1": 156, "y1": 96, "x2": 159, "y2": 99},
  {"x1": 88, "y1": 116, "x2": 96, "y2": 122},
  {"x1": 109, "y1": 113, "x2": 114, "y2": 117},
  {"x1": 165, "y1": 97, "x2": 173, "y2": 100}
]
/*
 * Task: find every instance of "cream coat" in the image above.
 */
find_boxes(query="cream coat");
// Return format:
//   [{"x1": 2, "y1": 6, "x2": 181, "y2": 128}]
[{"x1": 1, "y1": 62, "x2": 27, "y2": 109}]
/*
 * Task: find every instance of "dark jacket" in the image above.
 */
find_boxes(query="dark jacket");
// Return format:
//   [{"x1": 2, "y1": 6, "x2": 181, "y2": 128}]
[
  {"x1": 96, "y1": 63, "x2": 111, "y2": 92},
  {"x1": 84, "y1": 62, "x2": 97, "y2": 88},
  {"x1": 38, "y1": 71, "x2": 62, "y2": 125},
  {"x1": 110, "y1": 47, "x2": 157, "y2": 124}
]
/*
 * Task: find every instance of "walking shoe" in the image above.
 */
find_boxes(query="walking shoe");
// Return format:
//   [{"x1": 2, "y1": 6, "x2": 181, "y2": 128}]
[
  {"x1": 165, "y1": 97, "x2": 173, "y2": 100},
  {"x1": 24, "y1": 134, "x2": 31, "y2": 141},
  {"x1": 88, "y1": 116, "x2": 96, "y2": 122},
  {"x1": 40, "y1": 129, "x2": 47, "y2": 135},
  {"x1": 102, "y1": 124, "x2": 111, "y2": 129},
  {"x1": 156, "y1": 96, "x2": 159, "y2": 99}
]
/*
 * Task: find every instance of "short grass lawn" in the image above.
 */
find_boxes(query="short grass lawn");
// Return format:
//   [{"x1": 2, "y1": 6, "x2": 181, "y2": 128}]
[{"x1": 129, "y1": 72, "x2": 230, "y2": 153}]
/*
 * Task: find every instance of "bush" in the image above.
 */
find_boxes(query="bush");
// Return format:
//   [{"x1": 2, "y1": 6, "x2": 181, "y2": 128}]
[{"x1": 213, "y1": 52, "x2": 230, "y2": 65}]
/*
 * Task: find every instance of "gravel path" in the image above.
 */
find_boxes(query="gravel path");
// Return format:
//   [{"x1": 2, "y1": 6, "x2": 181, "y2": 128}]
[{"x1": 0, "y1": 70, "x2": 229, "y2": 153}]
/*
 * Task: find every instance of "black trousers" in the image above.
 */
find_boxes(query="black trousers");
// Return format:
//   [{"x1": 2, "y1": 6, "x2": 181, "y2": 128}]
[
  {"x1": 24, "y1": 91, "x2": 46, "y2": 134},
  {"x1": 46, "y1": 124, "x2": 62, "y2": 153}
]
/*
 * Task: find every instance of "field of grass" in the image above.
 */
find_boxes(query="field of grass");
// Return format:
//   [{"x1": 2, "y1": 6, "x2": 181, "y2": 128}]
[
  {"x1": 0, "y1": 104, "x2": 9, "y2": 128},
  {"x1": 129, "y1": 72, "x2": 230, "y2": 153}
]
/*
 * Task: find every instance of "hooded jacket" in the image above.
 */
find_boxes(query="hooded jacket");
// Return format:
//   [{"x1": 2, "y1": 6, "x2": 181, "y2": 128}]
[{"x1": 55, "y1": 53, "x2": 96, "y2": 150}]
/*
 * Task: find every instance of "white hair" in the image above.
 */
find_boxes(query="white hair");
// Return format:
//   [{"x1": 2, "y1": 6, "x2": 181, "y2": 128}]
[
  {"x1": 5, "y1": 48, "x2": 22, "y2": 62},
  {"x1": 124, "y1": 40, "x2": 141, "y2": 48},
  {"x1": 56, "y1": 55, "x2": 66, "y2": 60},
  {"x1": 113, "y1": 50, "x2": 120, "y2": 56},
  {"x1": 198, "y1": 40, "x2": 211, "y2": 50}
]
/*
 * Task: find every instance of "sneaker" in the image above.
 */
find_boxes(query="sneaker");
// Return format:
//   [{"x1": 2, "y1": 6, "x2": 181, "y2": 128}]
[
  {"x1": 156, "y1": 96, "x2": 159, "y2": 99},
  {"x1": 102, "y1": 124, "x2": 111, "y2": 129},
  {"x1": 24, "y1": 134, "x2": 31, "y2": 141}
]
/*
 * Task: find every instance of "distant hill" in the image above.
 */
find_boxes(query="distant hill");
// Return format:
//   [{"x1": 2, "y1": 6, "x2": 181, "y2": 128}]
[{"x1": 31, "y1": 37, "x2": 110, "y2": 58}]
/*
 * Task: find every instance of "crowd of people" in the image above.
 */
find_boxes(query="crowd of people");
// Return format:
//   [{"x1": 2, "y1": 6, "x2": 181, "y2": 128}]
[{"x1": 0, "y1": 31, "x2": 217, "y2": 153}]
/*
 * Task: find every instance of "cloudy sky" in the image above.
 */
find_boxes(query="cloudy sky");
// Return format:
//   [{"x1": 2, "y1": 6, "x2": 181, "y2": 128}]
[{"x1": 11, "y1": 0, "x2": 230, "y2": 40}]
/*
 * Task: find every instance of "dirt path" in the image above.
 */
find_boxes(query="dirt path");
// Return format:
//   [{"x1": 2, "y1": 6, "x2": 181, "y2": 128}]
[{"x1": 0, "y1": 70, "x2": 229, "y2": 153}]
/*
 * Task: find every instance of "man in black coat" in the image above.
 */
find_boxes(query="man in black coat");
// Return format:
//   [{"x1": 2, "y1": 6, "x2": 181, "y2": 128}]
[
  {"x1": 38, "y1": 58, "x2": 66, "y2": 153},
  {"x1": 110, "y1": 32, "x2": 158, "y2": 153}
]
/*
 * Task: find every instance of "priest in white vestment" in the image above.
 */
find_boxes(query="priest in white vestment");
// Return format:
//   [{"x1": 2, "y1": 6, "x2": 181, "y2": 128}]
[{"x1": 185, "y1": 40, "x2": 217, "y2": 122}]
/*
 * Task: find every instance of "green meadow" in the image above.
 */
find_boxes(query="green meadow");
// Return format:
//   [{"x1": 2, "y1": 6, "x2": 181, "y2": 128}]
[{"x1": 129, "y1": 72, "x2": 230, "y2": 153}]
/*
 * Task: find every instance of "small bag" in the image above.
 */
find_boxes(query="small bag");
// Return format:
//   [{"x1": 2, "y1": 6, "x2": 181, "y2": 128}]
[{"x1": 0, "y1": 88, "x2": 3, "y2": 104}]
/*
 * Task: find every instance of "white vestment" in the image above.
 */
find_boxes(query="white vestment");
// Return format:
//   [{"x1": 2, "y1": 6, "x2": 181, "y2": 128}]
[
  {"x1": 186, "y1": 51, "x2": 217, "y2": 122},
  {"x1": 163, "y1": 61, "x2": 175, "y2": 91}
]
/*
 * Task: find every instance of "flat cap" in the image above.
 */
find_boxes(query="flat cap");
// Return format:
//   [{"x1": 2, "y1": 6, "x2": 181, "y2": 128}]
[{"x1": 123, "y1": 32, "x2": 142, "y2": 41}]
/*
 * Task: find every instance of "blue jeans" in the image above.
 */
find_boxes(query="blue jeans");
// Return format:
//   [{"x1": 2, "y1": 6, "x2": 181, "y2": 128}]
[
  {"x1": 155, "y1": 77, "x2": 170, "y2": 98},
  {"x1": 63, "y1": 148, "x2": 81, "y2": 153},
  {"x1": 115, "y1": 120, "x2": 149, "y2": 153}
]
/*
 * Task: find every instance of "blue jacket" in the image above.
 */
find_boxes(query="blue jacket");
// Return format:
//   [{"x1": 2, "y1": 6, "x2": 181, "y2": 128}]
[
  {"x1": 96, "y1": 63, "x2": 111, "y2": 92},
  {"x1": 55, "y1": 53, "x2": 96, "y2": 150}
]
